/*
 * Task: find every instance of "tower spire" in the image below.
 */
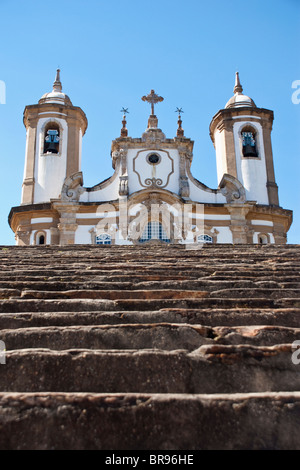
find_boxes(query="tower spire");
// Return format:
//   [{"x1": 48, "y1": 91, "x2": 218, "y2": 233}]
[
  {"x1": 175, "y1": 107, "x2": 184, "y2": 137},
  {"x1": 120, "y1": 107, "x2": 129, "y2": 137},
  {"x1": 234, "y1": 71, "x2": 243, "y2": 94},
  {"x1": 53, "y1": 68, "x2": 62, "y2": 93}
]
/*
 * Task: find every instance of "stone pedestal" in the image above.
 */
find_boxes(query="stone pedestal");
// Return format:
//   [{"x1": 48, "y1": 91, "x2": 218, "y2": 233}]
[
  {"x1": 226, "y1": 203, "x2": 255, "y2": 244},
  {"x1": 53, "y1": 202, "x2": 79, "y2": 245}
]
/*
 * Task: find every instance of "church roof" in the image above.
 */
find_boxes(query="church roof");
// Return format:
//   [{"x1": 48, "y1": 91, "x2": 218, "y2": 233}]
[
  {"x1": 38, "y1": 69, "x2": 72, "y2": 106},
  {"x1": 225, "y1": 72, "x2": 256, "y2": 109}
]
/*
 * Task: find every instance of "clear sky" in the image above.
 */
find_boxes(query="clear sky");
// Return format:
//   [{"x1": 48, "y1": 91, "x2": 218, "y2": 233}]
[{"x1": 0, "y1": 0, "x2": 299, "y2": 244}]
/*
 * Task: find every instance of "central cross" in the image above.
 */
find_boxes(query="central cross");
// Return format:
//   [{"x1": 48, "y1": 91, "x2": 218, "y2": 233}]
[{"x1": 141, "y1": 90, "x2": 164, "y2": 115}]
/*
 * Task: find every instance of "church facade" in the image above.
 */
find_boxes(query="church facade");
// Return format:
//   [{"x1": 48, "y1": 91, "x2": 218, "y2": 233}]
[{"x1": 8, "y1": 71, "x2": 292, "y2": 246}]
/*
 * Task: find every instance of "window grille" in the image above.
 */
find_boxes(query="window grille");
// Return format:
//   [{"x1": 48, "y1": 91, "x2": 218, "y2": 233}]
[
  {"x1": 197, "y1": 234, "x2": 213, "y2": 243},
  {"x1": 139, "y1": 221, "x2": 170, "y2": 243},
  {"x1": 96, "y1": 233, "x2": 112, "y2": 245}
]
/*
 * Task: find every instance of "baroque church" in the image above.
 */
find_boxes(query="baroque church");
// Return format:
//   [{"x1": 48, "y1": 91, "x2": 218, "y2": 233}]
[{"x1": 8, "y1": 70, "x2": 293, "y2": 246}]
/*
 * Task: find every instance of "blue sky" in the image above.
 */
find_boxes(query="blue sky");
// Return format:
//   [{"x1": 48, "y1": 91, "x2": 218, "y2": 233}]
[{"x1": 0, "y1": 0, "x2": 299, "y2": 244}]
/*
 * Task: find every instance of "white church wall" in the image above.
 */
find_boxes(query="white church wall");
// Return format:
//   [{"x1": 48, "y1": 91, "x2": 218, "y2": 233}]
[
  {"x1": 31, "y1": 217, "x2": 53, "y2": 224},
  {"x1": 213, "y1": 226, "x2": 233, "y2": 244},
  {"x1": 188, "y1": 178, "x2": 227, "y2": 204},
  {"x1": 214, "y1": 129, "x2": 227, "y2": 184},
  {"x1": 74, "y1": 225, "x2": 93, "y2": 244},
  {"x1": 79, "y1": 169, "x2": 121, "y2": 203},
  {"x1": 251, "y1": 219, "x2": 273, "y2": 227},
  {"x1": 127, "y1": 148, "x2": 180, "y2": 194},
  {"x1": 233, "y1": 121, "x2": 269, "y2": 204},
  {"x1": 34, "y1": 117, "x2": 69, "y2": 203}
]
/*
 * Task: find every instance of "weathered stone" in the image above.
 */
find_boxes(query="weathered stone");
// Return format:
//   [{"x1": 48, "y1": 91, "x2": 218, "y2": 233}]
[
  {"x1": 0, "y1": 244, "x2": 299, "y2": 449},
  {"x1": 0, "y1": 392, "x2": 299, "y2": 450}
]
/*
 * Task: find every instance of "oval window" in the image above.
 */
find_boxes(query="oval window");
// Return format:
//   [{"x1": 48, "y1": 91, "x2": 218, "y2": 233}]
[{"x1": 147, "y1": 153, "x2": 160, "y2": 165}]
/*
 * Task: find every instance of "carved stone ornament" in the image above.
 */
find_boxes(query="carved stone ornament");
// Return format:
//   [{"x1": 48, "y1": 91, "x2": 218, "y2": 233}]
[
  {"x1": 141, "y1": 128, "x2": 166, "y2": 143},
  {"x1": 112, "y1": 148, "x2": 127, "y2": 169},
  {"x1": 61, "y1": 172, "x2": 84, "y2": 202},
  {"x1": 219, "y1": 173, "x2": 246, "y2": 203},
  {"x1": 133, "y1": 150, "x2": 174, "y2": 190},
  {"x1": 119, "y1": 175, "x2": 129, "y2": 196},
  {"x1": 179, "y1": 175, "x2": 190, "y2": 198}
]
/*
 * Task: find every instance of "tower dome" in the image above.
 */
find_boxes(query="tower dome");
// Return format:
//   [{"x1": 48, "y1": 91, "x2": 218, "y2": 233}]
[
  {"x1": 38, "y1": 69, "x2": 72, "y2": 106},
  {"x1": 225, "y1": 72, "x2": 256, "y2": 109}
]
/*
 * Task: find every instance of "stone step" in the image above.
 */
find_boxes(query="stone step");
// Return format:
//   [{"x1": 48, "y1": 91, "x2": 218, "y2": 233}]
[
  {"x1": 0, "y1": 391, "x2": 299, "y2": 450},
  {"x1": 0, "y1": 297, "x2": 298, "y2": 313},
  {"x1": 0, "y1": 323, "x2": 213, "y2": 352},
  {"x1": 0, "y1": 270, "x2": 300, "y2": 282},
  {"x1": 1, "y1": 344, "x2": 298, "y2": 394},
  {"x1": 1, "y1": 324, "x2": 299, "y2": 351},
  {"x1": 0, "y1": 279, "x2": 299, "y2": 292},
  {"x1": 0, "y1": 243, "x2": 299, "y2": 450},
  {"x1": 0, "y1": 308, "x2": 299, "y2": 329},
  {"x1": 19, "y1": 289, "x2": 210, "y2": 300}
]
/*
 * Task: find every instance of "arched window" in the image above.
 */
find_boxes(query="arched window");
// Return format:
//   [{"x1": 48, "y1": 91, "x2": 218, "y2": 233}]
[
  {"x1": 36, "y1": 232, "x2": 46, "y2": 245},
  {"x1": 258, "y1": 234, "x2": 268, "y2": 245},
  {"x1": 139, "y1": 221, "x2": 170, "y2": 243},
  {"x1": 197, "y1": 234, "x2": 213, "y2": 243},
  {"x1": 44, "y1": 123, "x2": 60, "y2": 154},
  {"x1": 96, "y1": 233, "x2": 112, "y2": 245},
  {"x1": 241, "y1": 127, "x2": 258, "y2": 157}
]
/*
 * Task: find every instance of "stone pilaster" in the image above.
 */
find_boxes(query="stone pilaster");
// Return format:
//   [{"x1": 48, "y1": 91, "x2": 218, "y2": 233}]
[
  {"x1": 16, "y1": 227, "x2": 31, "y2": 246},
  {"x1": 273, "y1": 221, "x2": 287, "y2": 244},
  {"x1": 15, "y1": 215, "x2": 32, "y2": 245},
  {"x1": 50, "y1": 227, "x2": 60, "y2": 245},
  {"x1": 21, "y1": 120, "x2": 37, "y2": 204},
  {"x1": 53, "y1": 202, "x2": 79, "y2": 245},
  {"x1": 262, "y1": 118, "x2": 279, "y2": 206},
  {"x1": 226, "y1": 203, "x2": 255, "y2": 244}
]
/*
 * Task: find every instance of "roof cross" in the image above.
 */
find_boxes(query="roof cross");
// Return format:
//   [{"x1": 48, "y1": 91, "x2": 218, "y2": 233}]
[{"x1": 141, "y1": 89, "x2": 164, "y2": 115}]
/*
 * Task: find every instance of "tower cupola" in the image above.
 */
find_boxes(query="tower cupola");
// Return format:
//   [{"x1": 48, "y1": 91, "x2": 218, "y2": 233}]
[
  {"x1": 38, "y1": 69, "x2": 72, "y2": 106},
  {"x1": 225, "y1": 72, "x2": 256, "y2": 109}
]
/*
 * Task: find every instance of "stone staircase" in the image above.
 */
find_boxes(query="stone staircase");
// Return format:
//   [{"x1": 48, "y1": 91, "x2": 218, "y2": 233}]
[{"x1": 0, "y1": 243, "x2": 300, "y2": 450}]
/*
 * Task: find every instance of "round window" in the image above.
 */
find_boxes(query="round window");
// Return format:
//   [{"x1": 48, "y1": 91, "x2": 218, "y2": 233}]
[{"x1": 147, "y1": 153, "x2": 160, "y2": 165}]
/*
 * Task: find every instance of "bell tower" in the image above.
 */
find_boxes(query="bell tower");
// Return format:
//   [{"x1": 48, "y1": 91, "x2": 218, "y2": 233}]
[
  {"x1": 209, "y1": 72, "x2": 279, "y2": 206},
  {"x1": 21, "y1": 70, "x2": 87, "y2": 205}
]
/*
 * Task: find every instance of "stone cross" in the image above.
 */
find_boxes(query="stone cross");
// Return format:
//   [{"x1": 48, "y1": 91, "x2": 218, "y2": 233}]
[{"x1": 141, "y1": 90, "x2": 164, "y2": 116}]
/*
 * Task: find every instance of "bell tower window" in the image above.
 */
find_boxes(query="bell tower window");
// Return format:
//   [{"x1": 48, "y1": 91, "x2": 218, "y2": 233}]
[
  {"x1": 44, "y1": 124, "x2": 60, "y2": 154},
  {"x1": 242, "y1": 129, "x2": 258, "y2": 157}
]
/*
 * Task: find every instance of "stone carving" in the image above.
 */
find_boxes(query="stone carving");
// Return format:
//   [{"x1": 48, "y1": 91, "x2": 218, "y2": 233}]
[
  {"x1": 219, "y1": 174, "x2": 246, "y2": 203},
  {"x1": 179, "y1": 175, "x2": 190, "y2": 198},
  {"x1": 144, "y1": 177, "x2": 163, "y2": 188},
  {"x1": 133, "y1": 149, "x2": 174, "y2": 190},
  {"x1": 119, "y1": 176, "x2": 129, "y2": 196},
  {"x1": 112, "y1": 148, "x2": 127, "y2": 170},
  {"x1": 141, "y1": 128, "x2": 166, "y2": 143},
  {"x1": 61, "y1": 172, "x2": 84, "y2": 202}
]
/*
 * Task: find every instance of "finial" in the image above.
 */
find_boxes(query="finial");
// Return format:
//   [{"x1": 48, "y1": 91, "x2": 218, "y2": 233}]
[
  {"x1": 234, "y1": 71, "x2": 243, "y2": 94},
  {"x1": 53, "y1": 68, "x2": 62, "y2": 93},
  {"x1": 120, "y1": 107, "x2": 129, "y2": 137},
  {"x1": 141, "y1": 89, "x2": 164, "y2": 116},
  {"x1": 175, "y1": 108, "x2": 184, "y2": 137},
  {"x1": 141, "y1": 89, "x2": 164, "y2": 129}
]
